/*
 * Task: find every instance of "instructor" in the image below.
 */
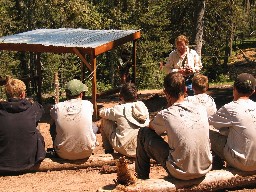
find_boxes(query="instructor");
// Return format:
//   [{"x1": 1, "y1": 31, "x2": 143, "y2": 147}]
[{"x1": 160, "y1": 35, "x2": 202, "y2": 95}]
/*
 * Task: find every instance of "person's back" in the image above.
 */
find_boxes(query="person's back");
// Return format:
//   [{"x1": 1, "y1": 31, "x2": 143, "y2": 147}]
[
  {"x1": 99, "y1": 83, "x2": 150, "y2": 157},
  {"x1": 0, "y1": 77, "x2": 45, "y2": 172},
  {"x1": 157, "y1": 101, "x2": 212, "y2": 179},
  {"x1": 185, "y1": 74, "x2": 217, "y2": 117},
  {"x1": 209, "y1": 73, "x2": 256, "y2": 171},
  {"x1": 50, "y1": 79, "x2": 96, "y2": 160},
  {"x1": 135, "y1": 72, "x2": 212, "y2": 180},
  {"x1": 221, "y1": 99, "x2": 256, "y2": 170}
]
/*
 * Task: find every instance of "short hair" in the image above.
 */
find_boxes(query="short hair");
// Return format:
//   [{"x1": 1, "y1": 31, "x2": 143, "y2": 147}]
[
  {"x1": 175, "y1": 35, "x2": 189, "y2": 46},
  {"x1": 164, "y1": 72, "x2": 186, "y2": 98},
  {"x1": 5, "y1": 77, "x2": 26, "y2": 98},
  {"x1": 119, "y1": 82, "x2": 137, "y2": 102},
  {"x1": 234, "y1": 73, "x2": 256, "y2": 95},
  {"x1": 192, "y1": 74, "x2": 209, "y2": 93}
]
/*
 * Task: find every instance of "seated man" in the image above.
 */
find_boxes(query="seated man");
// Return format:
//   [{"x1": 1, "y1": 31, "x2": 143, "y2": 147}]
[
  {"x1": 50, "y1": 79, "x2": 98, "y2": 160},
  {"x1": 0, "y1": 77, "x2": 46, "y2": 172},
  {"x1": 99, "y1": 83, "x2": 150, "y2": 157},
  {"x1": 185, "y1": 74, "x2": 217, "y2": 117},
  {"x1": 135, "y1": 72, "x2": 212, "y2": 180},
  {"x1": 209, "y1": 73, "x2": 256, "y2": 171}
]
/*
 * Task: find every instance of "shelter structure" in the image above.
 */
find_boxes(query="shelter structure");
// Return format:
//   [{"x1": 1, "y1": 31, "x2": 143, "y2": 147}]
[{"x1": 0, "y1": 28, "x2": 141, "y2": 119}]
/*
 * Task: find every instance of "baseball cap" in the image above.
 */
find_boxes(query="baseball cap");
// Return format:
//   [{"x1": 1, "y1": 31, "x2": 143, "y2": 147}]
[
  {"x1": 234, "y1": 73, "x2": 256, "y2": 93},
  {"x1": 66, "y1": 79, "x2": 88, "y2": 96}
]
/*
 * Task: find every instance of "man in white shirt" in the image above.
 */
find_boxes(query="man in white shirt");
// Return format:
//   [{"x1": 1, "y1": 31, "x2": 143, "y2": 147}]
[
  {"x1": 209, "y1": 73, "x2": 256, "y2": 171},
  {"x1": 160, "y1": 35, "x2": 202, "y2": 95},
  {"x1": 50, "y1": 79, "x2": 97, "y2": 160},
  {"x1": 135, "y1": 72, "x2": 212, "y2": 180}
]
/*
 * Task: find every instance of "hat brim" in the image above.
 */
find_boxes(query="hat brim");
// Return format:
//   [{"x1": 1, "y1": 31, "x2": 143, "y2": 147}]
[{"x1": 124, "y1": 104, "x2": 150, "y2": 127}]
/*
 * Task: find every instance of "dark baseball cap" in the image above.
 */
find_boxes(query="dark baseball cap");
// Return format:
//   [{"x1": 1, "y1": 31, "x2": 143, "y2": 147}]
[{"x1": 234, "y1": 73, "x2": 256, "y2": 93}]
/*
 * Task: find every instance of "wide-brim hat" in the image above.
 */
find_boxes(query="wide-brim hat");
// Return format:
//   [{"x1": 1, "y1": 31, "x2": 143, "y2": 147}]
[
  {"x1": 66, "y1": 79, "x2": 88, "y2": 96},
  {"x1": 124, "y1": 102, "x2": 150, "y2": 128}
]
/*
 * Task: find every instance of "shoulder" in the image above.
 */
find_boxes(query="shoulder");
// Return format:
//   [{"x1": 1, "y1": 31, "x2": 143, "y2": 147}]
[
  {"x1": 189, "y1": 49, "x2": 199, "y2": 56},
  {"x1": 182, "y1": 100, "x2": 206, "y2": 112},
  {"x1": 134, "y1": 101, "x2": 147, "y2": 108},
  {"x1": 217, "y1": 101, "x2": 235, "y2": 113},
  {"x1": 169, "y1": 50, "x2": 178, "y2": 57},
  {"x1": 184, "y1": 95, "x2": 196, "y2": 102},
  {"x1": 31, "y1": 101, "x2": 44, "y2": 111},
  {"x1": 82, "y1": 100, "x2": 93, "y2": 106}
]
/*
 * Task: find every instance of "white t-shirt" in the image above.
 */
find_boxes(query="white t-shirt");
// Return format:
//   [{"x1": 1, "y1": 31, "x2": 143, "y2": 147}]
[
  {"x1": 50, "y1": 99, "x2": 96, "y2": 160},
  {"x1": 151, "y1": 101, "x2": 212, "y2": 180},
  {"x1": 185, "y1": 93, "x2": 217, "y2": 117},
  {"x1": 209, "y1": 99, "x2": 256, "y2": 171}
]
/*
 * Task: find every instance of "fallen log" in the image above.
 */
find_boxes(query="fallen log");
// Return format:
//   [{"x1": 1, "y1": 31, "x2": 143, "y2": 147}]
[
  {"x1": 98, "y1": 168, "x2": 256, "y2": 192},
  {"x1": 29, "y1": 154, "x2": 117, "y2": 172}
]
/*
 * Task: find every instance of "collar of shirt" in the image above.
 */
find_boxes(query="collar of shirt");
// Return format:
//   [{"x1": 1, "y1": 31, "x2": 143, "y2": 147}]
[{"x1": 177, "y1": 46, "x2": 189, "y2": 59}]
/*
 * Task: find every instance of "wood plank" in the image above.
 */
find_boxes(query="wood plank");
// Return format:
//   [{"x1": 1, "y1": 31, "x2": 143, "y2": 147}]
[{"x1": 94, "y1": 31, "x2": 141, "y2": 56}]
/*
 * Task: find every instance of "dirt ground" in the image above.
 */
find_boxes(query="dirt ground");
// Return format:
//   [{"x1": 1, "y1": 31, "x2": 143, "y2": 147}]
[
  {"x1": 0, "y1": 87, "x2": 256, "y2": 192},
  {"x1": 0, "y1": 49, "x2": 255, "y2": 192}
]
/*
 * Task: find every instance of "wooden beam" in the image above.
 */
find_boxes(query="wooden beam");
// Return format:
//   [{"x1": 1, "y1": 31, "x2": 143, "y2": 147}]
[
  {"x1": 0, "y1": 43, "x2": 79, "y2": 54},
  {"x1": 94, "y1": 31, "x2": 141, "y2": 56},
  {"x1": 73, "y1": 48, "x2": 92, "y2": 72},
  {"x1": 91, "y1": 55, "x2": 98, "y2": 120},
  {"x1": 36, "y1": 53, "x2": 42, "y2": 103},
  {"x1": 132, "y1": 40, "x2": 137, "y2": 84}
]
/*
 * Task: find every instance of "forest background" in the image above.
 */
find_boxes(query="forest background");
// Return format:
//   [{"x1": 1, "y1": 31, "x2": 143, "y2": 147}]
[{"x1": 0, "y1": 0, "x2": 255, "y2": 99}]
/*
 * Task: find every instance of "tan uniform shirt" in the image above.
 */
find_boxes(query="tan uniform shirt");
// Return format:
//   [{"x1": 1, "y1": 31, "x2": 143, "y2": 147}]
[
  {"x1": 163, "y1": 47, "x2": 202, "y2": 74},
  {"x1": 99, "y1": 101, "x2": 150, "y2": 157},
  {"x1": 209, "y1": 99, "x2": 256, "y2": 171},
  {"x1": 50, "y1": 99, "x2": 96, "y2": 160},
  {"x1": 185, "y1": 93, "x2": 217, "y2": 117},
  {"x1": 150, "y1": 101, "x2": 212, "y2": 180}
]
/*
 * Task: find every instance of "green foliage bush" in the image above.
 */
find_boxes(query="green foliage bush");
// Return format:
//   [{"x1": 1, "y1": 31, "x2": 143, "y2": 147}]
[{"x1": 0, "y1": 0, "x2": 255, "y2": 99}]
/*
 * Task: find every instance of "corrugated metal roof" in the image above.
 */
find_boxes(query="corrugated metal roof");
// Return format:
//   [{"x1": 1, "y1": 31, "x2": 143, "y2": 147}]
[{"x1": 0, "y1": 28, "x2": 140, "y2": 48}]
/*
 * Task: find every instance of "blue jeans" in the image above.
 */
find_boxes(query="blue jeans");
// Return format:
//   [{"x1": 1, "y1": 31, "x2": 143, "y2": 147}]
[{"x1": 186, "y1": 78, "x2": 194, "y2": 96}]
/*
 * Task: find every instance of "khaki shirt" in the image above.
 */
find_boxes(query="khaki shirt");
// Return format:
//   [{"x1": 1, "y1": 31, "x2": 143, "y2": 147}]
[
  {"x1": 163, "y1": 47, "x2": 202, "y2": 74},
  {"x1": 50, "y1": 99, "x2": 96, "y2": 160},
  {"x1": 151, "y1": 101, "x2": 212, "y2": 180},
  {"x1": 185, "y1": 93, "x2": 217, "y2": 117},
  {"x1": 99, "y1": 101, "x2": 150, "y2": 157},
  {"x1": 209, "y1": 99, "x2": 256, "y2": 171}
]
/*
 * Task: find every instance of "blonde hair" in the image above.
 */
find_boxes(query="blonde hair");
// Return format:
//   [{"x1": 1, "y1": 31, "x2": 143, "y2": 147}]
[
  {"x1": 5, "y1": 76, "x2": 26, "y2": 98},
  {"x1": 175, "y1": 35, "x2": 189, "y2": 46},
  {"x1": 192, "y1": 74, "x2": 209, "y2": 93}
]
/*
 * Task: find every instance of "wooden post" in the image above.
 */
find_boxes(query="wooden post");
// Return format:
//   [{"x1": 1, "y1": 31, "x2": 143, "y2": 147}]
[
  {"x1": 35, "y1": 53, "x2": 42, "y2": 103},
  {"x1": 81, "y1": 60, "x2": 85, "y2": 82},
  {"x1": 132, "y1": 40, "x2": 137, "y2": 84},
  {"x1": 54, "y1": 72, "x2": 59, "y2": 104},
  {"x1": 91, "y1": 54, "x2": 98, "y2": 120}
]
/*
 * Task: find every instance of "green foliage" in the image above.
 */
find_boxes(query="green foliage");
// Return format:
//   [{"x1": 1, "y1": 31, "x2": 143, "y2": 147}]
[{"x1": 0, "y1": 0, "x2": 255, "y2": 98}]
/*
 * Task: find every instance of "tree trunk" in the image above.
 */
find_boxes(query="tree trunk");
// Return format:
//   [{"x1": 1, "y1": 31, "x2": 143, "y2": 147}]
[
  {"x1": 193, "y1": 0, "x2": 205, "y2": 57},
  {"x1": 224, "y1": 0, "x2": 235, "y2": 68}
]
